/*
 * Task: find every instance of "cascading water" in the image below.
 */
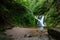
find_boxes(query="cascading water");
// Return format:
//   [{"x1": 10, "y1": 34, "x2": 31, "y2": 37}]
[{"x1": 35, "y1": 15, "x2": 45, "y2": 30}]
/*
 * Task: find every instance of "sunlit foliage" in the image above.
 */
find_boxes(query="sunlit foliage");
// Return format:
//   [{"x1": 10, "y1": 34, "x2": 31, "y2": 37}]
[{"x1": 0, "y1": 0, "x2": 60, "y2": 30}]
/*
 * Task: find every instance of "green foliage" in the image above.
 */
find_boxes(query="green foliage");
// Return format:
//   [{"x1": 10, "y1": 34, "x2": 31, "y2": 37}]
[
  {"x1": 0, "y1": 0, "x2": 27, "y2": 30},
  {"x1": 45, "y1": 0, "x2": 60, "y2": 28},
  {"x1": 15, "y1": 0, "x2": 46, "y2": 13},
  {"x1": 24, "y1": 13, "x2": 35, "y2": 25},
  {"x1": 14, "y1": 0, "x2": 47, "y2": 26},
  {"x1": 0, "y1": 0, "x2": 60, "y2": 30}
]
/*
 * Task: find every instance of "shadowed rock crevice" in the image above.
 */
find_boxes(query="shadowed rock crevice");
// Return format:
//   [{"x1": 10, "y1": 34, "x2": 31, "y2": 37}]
[{"x1": 48, "y1": 28, "x2": 60, "y2": 40}]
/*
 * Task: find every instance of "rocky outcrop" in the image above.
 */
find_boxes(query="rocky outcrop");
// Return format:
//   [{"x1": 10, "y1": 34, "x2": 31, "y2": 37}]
[
  {"x1": 48, "y1": 28, "x2": 60, "y2": 40},
  {"x1": 5, "y1": 27, "x2": 49, "y2": 40}
]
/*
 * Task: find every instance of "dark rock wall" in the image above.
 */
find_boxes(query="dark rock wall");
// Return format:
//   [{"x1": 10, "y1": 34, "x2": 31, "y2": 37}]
[{"x1": 48, "y1": 29, "x2": 60, "y2": 40}]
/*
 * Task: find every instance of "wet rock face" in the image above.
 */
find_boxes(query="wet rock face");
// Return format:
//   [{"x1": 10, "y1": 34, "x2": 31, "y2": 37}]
[{"x1": 48, "y1": 28, "x2": 60, "y2": 40}]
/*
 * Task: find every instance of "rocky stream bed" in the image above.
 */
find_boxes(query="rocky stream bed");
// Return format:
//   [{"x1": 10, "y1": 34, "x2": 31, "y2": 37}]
[{"x1": 4, "y1": 27, "x2": 55, "y2": 40}]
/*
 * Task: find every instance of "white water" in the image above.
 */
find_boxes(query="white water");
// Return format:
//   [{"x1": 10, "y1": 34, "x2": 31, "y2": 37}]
[{"x1": 35, "y1": 15, "x2": 45, "y2": 30}]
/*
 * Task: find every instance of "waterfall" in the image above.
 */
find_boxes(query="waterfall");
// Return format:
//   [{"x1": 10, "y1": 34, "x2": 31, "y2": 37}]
[{"x1": 35, "y1": 15, "x2": 45, "y2": 30}]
